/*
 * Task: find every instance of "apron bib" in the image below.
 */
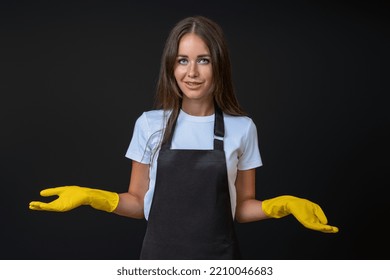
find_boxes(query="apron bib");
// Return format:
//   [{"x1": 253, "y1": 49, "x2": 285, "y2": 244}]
[{"x1": 140, "y1": 105, "x2": 240, "y2": 259}]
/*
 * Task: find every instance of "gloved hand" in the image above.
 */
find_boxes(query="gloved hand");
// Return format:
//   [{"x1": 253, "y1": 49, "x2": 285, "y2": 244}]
[
  {"x1": 29, "y1": 186, "x2": 119, "y2": 213},
  {"x1": 262, "y1": 195, "x2": 339, "y2": 233}
]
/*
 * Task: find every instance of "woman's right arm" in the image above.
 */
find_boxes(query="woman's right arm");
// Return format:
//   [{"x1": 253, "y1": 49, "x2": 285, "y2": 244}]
[{"x1": 113, "y1": 160, "x2": 150, "y2": 219}]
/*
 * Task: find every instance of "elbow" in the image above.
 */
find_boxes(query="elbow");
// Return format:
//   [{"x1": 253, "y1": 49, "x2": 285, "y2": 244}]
[
  {"x1": 235, "y1": 200, "x2": 263, "y2": 223},
  {"x1": 235, "y1": 211, "x2": 249, "y2": 223},
  {"x1": 133, "y1": 210, "x2": 145, "y2": 219},
  {"x1": 235, "y1": 215, "x2": 250, "y2": 223}
]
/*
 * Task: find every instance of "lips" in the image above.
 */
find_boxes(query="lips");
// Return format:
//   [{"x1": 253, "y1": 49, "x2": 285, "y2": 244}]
[
  {"x1": 184, "y1": 81, "x2": 203, "y2": 89},
  {"x1": 185, "y1": 81, "x2": 202, "y2": 85}
]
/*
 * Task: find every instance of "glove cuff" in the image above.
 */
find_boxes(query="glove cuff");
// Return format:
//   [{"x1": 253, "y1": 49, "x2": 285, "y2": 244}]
[
  {"x1": 86, "y1": 188, "x2": 119, "y2": 212},
  {"x1": 262, "y1": 195, "x2": 295, "y2": 218}
]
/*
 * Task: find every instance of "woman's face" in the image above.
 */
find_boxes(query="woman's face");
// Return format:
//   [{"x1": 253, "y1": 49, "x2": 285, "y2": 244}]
[{"x1": 174, "y1": 33, "x2": 214, "y2": 106}]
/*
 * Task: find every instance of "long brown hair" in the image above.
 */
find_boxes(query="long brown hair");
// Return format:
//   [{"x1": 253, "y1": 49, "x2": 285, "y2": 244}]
[{"x1": 154, "y1": 16, "x2": 246, "y2": 144}]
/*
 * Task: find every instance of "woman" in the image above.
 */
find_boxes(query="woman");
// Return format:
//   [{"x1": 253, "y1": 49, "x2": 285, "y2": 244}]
[{"x1": 29, "y1": 16, "x2": 338, "y2": 260}]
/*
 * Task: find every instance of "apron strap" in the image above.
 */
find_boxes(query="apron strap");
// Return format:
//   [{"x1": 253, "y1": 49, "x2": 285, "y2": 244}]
[{"x1": 213, "y1": 104, "x2": 224, "y2": 151}]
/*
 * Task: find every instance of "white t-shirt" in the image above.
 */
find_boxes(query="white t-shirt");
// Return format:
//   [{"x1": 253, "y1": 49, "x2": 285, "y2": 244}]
[{"x1": 125, "y1": 109, "x2": 262, "y2": 220}]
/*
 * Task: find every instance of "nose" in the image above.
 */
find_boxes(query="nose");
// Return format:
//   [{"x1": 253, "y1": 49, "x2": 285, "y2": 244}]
[{"x1": 187, "y1": 62, "x2": 199, "y2": 78}]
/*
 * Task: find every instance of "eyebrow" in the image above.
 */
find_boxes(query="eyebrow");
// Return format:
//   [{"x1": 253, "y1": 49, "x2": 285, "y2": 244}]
[{"x1": 176, "y1": 54, "x2": 211, "y2": 58}]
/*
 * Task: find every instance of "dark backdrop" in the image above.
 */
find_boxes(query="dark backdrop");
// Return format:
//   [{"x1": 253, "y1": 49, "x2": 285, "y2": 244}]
[{"x1": 1, "y1": 0, "x2": 389, "y2": 259}]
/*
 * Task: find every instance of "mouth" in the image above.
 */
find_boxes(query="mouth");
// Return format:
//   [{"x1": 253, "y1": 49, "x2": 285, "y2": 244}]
[
  {"x1": 184, "y1": 81, "x2": 203, "y2": 89},
  {"x1": 185, "y1": 81, "x2": 202, "y2": 85}
]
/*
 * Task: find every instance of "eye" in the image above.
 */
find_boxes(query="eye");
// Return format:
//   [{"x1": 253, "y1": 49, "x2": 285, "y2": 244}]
[
  {"x1": 198, "y1": 58, "x2": 210, "y2": 64},
  {"x1": 178, "y1": 58, "x2": 188, "y2": 65}
]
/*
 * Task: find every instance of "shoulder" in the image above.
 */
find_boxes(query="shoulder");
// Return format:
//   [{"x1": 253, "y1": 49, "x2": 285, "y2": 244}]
[
  {"x1": 132, "y1": 109, "x2": 173, "y2": 140},
  {"x1": 223, "y1": 113, "x2": 259, "y2": 142},
  {"x1": 135, "y1": 109, "x2": 168, "y2": 129},
  {"x1": 140, "y1": 109, "x2": 166, "y2": 121},
  {"x1": 223, "y1": 113, "x2": 257, "y2": 129}
]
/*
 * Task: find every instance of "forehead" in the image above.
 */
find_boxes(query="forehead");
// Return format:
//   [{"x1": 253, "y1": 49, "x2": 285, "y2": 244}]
[{"x1": 178, "y1": 33, "x2": 210, "y2": 54}]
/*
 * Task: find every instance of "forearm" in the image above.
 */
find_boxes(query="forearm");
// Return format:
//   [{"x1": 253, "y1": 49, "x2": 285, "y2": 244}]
[
  {"x1": 113, "y1": 192, "x2": 145, "y2": 219},
  {"x1": 235, "y1": 199, "x2": 269, "y2": 223}
]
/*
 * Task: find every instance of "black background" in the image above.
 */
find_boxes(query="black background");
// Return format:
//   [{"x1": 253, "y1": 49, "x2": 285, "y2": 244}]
[{"x1": 1, "y1": 0, "x2": 389, "y2": 260}]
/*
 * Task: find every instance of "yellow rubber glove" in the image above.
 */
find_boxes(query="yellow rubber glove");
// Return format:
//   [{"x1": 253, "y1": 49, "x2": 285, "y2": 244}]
[
  {"x1": 29, "y1": 186, "x2": 119, "y2": 213},
  {"x1": 262, "y1": 195, "x2": 339, "y2": 233}
]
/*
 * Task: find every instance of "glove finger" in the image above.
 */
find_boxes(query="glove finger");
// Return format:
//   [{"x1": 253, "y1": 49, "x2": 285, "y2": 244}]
[
  {"x1": 322, "y1": 225, "x2": 339, "y2": 233},
  {"x1": 29, "y1": 201, "x2": 41, "y2": 210},
  {"x1": 29, "y1": 201, "x2": 50, "y2": 211},
  {"x1": 39, "y1": 187, "x2": 64, "y2": 197},
  {"x1": 311, "y1": 202, "x2": 328, "y2": 225},
  {"x1": 301, "y1": 220, "x2": 339, "y2": 233},
  {"x1": 30, "y1": 201, "x2": 64, "y2": 212},
  {"x1": 312, "y1": 224, "x2": 339, "y2": 233}
]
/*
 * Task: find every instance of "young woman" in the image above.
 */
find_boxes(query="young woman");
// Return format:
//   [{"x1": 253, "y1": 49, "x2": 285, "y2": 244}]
[{"x1": 29, "y1": 16, "x2": 339, "y2": 260}]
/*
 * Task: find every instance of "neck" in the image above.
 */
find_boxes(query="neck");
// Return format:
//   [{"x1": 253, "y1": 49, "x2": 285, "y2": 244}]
[{"x1": 181, "y1": 99, "x2": 214, "y2": 116}]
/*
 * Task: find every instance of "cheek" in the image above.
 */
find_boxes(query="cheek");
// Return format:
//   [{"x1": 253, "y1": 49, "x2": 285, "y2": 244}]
[
  {"x1": 204, "y1": 65, "x2": 213, "y2": 78},
  {"x1": 205, "y1": 69, "x2": 213, "y2": 83},
  {"x1": 174, "y1": 67, "x2": 185, "y2": 82}
]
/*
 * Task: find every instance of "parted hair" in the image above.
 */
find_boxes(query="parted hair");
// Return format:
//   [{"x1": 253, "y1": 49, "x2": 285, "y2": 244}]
[{"x1": 154, "y1": 15, "x2": 246, "y2": 145}]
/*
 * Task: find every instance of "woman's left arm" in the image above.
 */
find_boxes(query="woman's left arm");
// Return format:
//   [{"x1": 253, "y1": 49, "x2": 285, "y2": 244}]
[
  {"x1": 235, "y1": 169, "x2": 269, "y2": 223},
  {"x1": 235, "y1": 169, "x2": 339, "y2": 233}
]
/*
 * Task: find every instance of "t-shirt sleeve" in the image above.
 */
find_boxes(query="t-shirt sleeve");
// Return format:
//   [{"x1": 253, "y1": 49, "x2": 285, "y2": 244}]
[
  {"x1": 125, "y1": 113, "x2": 152, "y2": 164},
  {"x1": 237, "y1": 119, "x2": 262, "y2": 170}
]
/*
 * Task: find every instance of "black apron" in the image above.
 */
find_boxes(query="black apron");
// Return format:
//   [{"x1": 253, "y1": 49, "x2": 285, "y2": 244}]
[{"x1": 140, "y1": 105, "x2": 241, "y2": 260}]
